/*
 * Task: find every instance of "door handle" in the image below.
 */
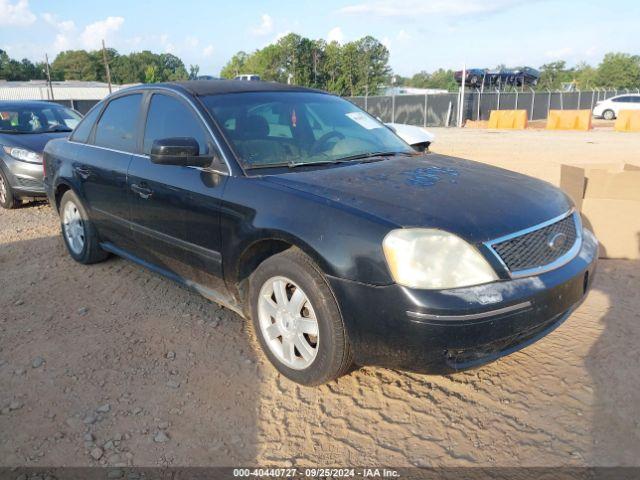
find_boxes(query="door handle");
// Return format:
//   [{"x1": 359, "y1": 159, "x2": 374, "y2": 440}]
[{"x1": 131, "y1": 183, "x2": 153, "y2": 199}]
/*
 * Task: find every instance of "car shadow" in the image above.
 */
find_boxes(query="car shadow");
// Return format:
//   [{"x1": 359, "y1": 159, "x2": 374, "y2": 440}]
[
  {"x1": 0, "y1": 234, "x2": 259, "y2": 466},
  {"x1": 585, "y1": 259, "x2": 640, "y2": 466}
]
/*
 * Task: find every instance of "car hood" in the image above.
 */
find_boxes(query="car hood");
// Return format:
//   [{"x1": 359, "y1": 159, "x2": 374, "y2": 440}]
[
  {"x1": 264, "y1": 154, "x2": 573, "y2": 244},
  {"x1": 0, "y1": 131, "x2": 70, "y2": 153}
]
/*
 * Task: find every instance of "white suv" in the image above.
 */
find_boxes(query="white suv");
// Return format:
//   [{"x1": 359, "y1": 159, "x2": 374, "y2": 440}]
[{"x1": 592, "y1": 94, "x2": 640, "y2": 120}]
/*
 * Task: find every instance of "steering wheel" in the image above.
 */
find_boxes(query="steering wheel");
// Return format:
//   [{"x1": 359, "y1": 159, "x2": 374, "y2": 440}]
[{"x1": 310, "y1": 131, "x2": 345, "y2": 155}]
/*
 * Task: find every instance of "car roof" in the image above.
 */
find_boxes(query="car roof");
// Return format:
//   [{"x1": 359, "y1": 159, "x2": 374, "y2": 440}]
[
  {"x1": 0, "y1": 100, "x2": 68, "y2": 109},
  {"x1": 126, "y1": 79, "x2": 325, "y2": 97}
]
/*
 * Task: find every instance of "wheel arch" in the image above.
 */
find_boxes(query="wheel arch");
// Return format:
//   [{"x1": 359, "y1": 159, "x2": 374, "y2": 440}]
[
  {"x1": 229, "y1": 232, "x2": 335, "y2": 304},
  {"x1": 53, "y1": 181, "x2": 75, "y2": 213}
]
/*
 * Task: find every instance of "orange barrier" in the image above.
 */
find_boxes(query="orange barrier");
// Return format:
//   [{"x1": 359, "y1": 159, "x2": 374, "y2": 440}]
[
  {"x1": 488, "y1": 110, "x2": 528, "y2": 129},
  {"x1": 546, "y1": 110, "x2": 592, "y2": 131},
  {"x1": 615, "y1": 110, "x2": 640, "y2": 132}
]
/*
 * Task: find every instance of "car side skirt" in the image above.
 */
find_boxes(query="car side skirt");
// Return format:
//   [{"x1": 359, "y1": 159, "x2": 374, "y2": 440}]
[{"x1": 99, "y1": 241, "x2": 245, "y2": 318}]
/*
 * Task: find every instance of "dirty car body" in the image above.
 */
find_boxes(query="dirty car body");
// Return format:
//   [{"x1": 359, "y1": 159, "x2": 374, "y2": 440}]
[{"x1": 43, "y1": 80, "x2": 597, "y2": 379}]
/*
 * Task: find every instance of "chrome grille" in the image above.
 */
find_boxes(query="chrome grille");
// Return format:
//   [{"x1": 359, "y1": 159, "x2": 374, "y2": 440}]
[{"x1": 490, "y1": 213, "x2": 579, "y2": 274}]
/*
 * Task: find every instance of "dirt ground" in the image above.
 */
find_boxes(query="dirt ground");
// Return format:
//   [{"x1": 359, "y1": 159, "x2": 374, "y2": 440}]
[{"x1": 1, "y1": 128, "x2": 639, "y2": 468}]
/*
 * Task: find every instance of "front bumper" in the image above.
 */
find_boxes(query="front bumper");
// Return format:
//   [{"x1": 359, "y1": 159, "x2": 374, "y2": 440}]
[
  {"x1": 328, "y1": 228, "x2": 598, "y2": 373},
  {"x1": 0, "y1": 154, "x2": 45, "y2": 197}
]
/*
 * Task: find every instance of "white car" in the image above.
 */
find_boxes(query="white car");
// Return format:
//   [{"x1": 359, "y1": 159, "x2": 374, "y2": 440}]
[
  {"x1": 592, "y1": 94, "x2": 640, "y2": 120},
  {"x1": 385, "y1": 123, "x2": 435, "y2": 152},
  {"x1": 234, "y1": 74, "x2": 261, "y2": 81}
]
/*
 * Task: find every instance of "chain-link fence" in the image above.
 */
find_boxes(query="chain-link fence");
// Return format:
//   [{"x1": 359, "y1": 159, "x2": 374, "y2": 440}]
[{"x1": 348, "y1": 88, "x2": 639, "y2": 127}]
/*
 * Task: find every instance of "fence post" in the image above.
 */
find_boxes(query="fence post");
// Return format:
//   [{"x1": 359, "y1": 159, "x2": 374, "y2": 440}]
[
  {"x1": 476, "y1": 89, "x2": 481, "y2": 121},
  {"x1": 496, "y1": 88, "x2": 501, "y2": 110},
  {"x1": 423, "y1": 93, "x2": 428, "y2": 127},
  {"x1": 529, "y1": 87, "x2": 535, "y2": 121},
  {"x1": 590, "y1": 90, "x2": 595, "y2": 112},
  {"x1": 560, "y1": 90, "x2": 564, "y2": 110},
  {"x1": 391, "y1": 94, "x2": 395, "y2": 123},
  {"x1": 547, "y1": 89, "x2": 551, "y2": 118},
  {"x1": 577, "y1": 89, "x2": 581, "y2": 109},
  {"x1": 515, "y1": 89, "x2": 519, "y2": 110},
  {"x1": 364, "y1": 93, "x2": 368, "y2": 112}
]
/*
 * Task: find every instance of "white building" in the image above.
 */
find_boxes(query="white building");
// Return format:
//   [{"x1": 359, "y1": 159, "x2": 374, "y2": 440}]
[{"x1": 0, "y1": 80, "x2": 131, "y2": 113}]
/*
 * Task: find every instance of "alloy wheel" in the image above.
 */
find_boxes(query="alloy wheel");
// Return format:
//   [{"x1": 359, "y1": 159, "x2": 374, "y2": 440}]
[
  {"x1": 63, "y1": 200, "x2": 85, "y2": 255},
  {"x1": 0, "y1": 175, "x2": 6, "y2": 204},
  {"x1": 257, "y1": 276, "x2": 319, "y2": 370}
]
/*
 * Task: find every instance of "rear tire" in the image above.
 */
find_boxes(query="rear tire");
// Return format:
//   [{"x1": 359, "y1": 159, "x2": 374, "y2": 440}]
[
  {"x1": 59, "y1": 190, "x2": 108, "y2": 264},
  {"x1": 248, "y1": 248, "x2": 353, "y2": 386},
  {"x1": 0, "y1": 169, "x2": 20, "y2": 209},
  {"x1": 603, "y1": 109, "x2": 615, "y2": 120}
]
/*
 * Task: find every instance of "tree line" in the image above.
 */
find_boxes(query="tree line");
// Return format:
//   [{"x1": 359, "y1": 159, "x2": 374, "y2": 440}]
[
  {"x1": 0, "y1": 48, "x2": 194, "y2": 84},
  {"x1": 220, "y1": 33, "x2": 390, "y2": 97},
  {"x1": 2, "y1": 41, "x2": 640, "y2": 93},
  {"x1": 397, "y1": 53, "x2": 640, "y2": 91}
]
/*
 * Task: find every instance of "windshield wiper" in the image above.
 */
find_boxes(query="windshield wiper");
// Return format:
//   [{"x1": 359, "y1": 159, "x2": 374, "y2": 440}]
[
  {"x1": 244, "y1": 151, "x2": 413, "y2": 170},
  {"x1": 329, "y1": 150, "x2": 414, "y2": 163}
]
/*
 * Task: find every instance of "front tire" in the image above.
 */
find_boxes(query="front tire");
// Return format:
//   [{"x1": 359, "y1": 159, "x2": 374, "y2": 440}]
[
  {"x1": 59, "y1": 190, "x2": 108, "y2": 264},
  {"x1": 248, "y1": 248, "x2": 352, "y2": 386},
  {"x1": 0, "y1": 169, "x2": 20, "y2": 209},
  {"x1": 602, "y1": 109, "x2": 615, "y2": 120}
]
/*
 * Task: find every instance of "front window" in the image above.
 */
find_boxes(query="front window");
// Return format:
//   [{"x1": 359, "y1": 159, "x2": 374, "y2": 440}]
[
  {"x1": 0, "y1": 103, "x2": 81, "y2": 134},
  {"x1": 202, "y1": 92, "x2": 413, "y2": 168}
]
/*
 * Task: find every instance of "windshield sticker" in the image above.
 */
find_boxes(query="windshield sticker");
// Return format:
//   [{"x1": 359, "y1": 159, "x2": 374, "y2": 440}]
[
  {"x1": 291, "y1": 109, "x2": 297, "y2": 128},
  {"x1": 346, "y1": 112, "x2": 382, "y2": 130}
]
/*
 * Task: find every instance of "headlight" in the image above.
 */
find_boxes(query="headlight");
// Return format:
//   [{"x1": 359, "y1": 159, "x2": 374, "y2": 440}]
[
  {"x1": 3, "y1": 146, "x2": 42, "y2": 163},
  {"x1": 382, "y1": 228, "x2": 498, "y2": 289}
]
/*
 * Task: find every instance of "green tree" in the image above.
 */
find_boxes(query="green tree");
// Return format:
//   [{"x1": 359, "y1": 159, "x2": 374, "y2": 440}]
[
  {"x1": 51, "y1": 50, "x2": 100, "y2": 81},
  {"x1": 144, "y1": 65, "x2": 157, "y2": 83},
  {"x1": 595, "y1": 52, "x2": 640, "y2": 89},
  {"x1": 189, "y1": 64, "x2": 200, "y2": 80},
  {"x1": 219, "y1": 33, "x2": 392, "y2": 95}
]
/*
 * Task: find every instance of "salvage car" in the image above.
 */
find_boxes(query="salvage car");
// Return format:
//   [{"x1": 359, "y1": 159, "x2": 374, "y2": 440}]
[
  {"x1": 43, "y1": 81, "x2": 598, "y2": 386},
  {"x1": 0, "y1": 100, "x2": 81, "y2": 209},
  {"x1": 385, "y1": 123, "x2": 434, "y2": 152}
]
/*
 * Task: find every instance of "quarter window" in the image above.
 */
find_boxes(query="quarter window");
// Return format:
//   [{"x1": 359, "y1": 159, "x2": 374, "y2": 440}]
[
  {"x1": 143, "y1": 94, "x2": 210, "y2": 155},
  {"x1": 94, "y1": 94, "x2": 142, "y2": 152},
  {"x1": 71, "y1": 105, "x2": 101, "y2": 143}
]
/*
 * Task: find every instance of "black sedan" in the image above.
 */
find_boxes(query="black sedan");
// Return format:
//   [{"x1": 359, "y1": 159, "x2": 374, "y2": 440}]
[
  {"x1": 43, "y1": 81, "x2": 598, "y2": 385},
  {"x1": 0, "y1": 101, "x2": 81, "y2": 208}
]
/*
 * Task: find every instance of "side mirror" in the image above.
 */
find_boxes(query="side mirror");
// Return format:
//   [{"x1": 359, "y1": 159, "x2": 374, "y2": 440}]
[{"x1": 150, "y1": 137, "x2": 212, "y2": 167}]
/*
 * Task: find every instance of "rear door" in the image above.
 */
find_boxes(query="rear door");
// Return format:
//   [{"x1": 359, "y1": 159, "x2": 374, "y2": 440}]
[
  {"x1": 127, "y1": 91, "x2": 228, "y2": 293},
  {"x1": 72, "y1": 93, "x2": 143, "y2": 249}
]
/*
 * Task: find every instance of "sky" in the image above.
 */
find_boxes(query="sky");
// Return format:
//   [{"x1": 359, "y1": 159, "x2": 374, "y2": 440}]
[{"x1": 1, "y1": 0, "x2": 639, "y2": 77}]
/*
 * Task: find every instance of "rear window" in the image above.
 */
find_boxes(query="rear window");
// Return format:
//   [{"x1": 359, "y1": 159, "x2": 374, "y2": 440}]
[{"x1": 94, "y1": 94, "x2": 142, "y2": 152}]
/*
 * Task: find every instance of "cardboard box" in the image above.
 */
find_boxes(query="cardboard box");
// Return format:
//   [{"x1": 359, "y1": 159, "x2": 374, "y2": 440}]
[{"x1": 560, "y1": 163, "x2": 640, "y2": 259}]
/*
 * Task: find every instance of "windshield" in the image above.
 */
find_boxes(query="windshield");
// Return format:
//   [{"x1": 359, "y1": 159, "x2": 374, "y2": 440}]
[
  {"x1": 202, "y1": 92, "x2": 413, "y2": 168},
  {"x1": 0, "y1": 104, "x2": 81, "y2": 134}
]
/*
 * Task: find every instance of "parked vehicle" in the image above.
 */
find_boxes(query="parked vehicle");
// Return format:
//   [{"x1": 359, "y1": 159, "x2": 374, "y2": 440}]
[
  {"x1": 592, "y1": 94, "x2": 640, "y2": 120},
  {"x1": 234, "y1": 74, "x2": 261, "y2": 81},
  {"x1": 455, "y1": 67, "x2": 540, "y2": 89},
  {"x1": 0, "y1": 101, "x2": 81, "y2": 209},
  {"x1": 43, "y1": 80, "x2": 598, "y2": 386},
  {"x1": 454, "y1": 68, "x2": 486, "y2": 88},
  {"x1": 385, "y1": 123, "x2": 434, "y2": 151}
]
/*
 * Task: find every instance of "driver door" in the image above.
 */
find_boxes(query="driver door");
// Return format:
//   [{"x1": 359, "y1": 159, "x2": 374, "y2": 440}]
[{"x1": 127, "y1": 92, "x2": 228, "y2": 294}]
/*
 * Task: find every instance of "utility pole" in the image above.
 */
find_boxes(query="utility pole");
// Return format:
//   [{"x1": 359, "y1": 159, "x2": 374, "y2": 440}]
[
  {"x1": 102, "y1": 39, "x2": 112, "y2": 94},
  {"x1": 44, "y1": 54, "x2": 54, "y2": 101}
]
